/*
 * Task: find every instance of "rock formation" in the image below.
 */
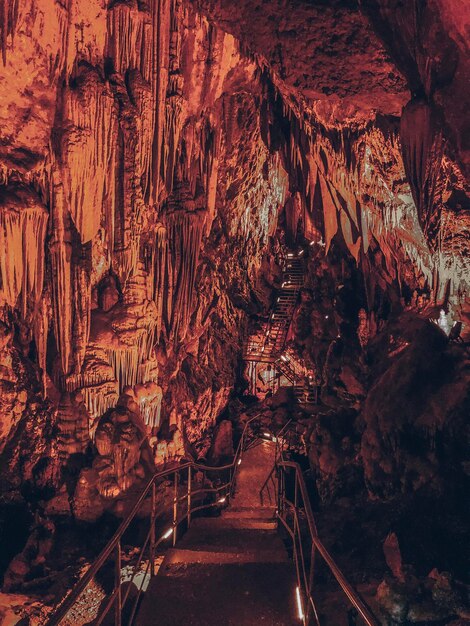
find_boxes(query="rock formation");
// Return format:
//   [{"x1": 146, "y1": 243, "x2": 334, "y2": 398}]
[{"x1": 0, "y1": 0, "x2": 468, "y2": 618}]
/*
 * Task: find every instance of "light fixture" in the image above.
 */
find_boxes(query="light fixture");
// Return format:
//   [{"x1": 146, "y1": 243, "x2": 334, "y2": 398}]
[
  {"x1": 161, "y1": 528, "x2": 173, "y2": 540},
  {"x1": 238, "y1": 458, "x2": 242, "y2": 465},
  {"x1": 218, "y1": 496, "x2": 226, "y2": 504},
  {"x1": 263, "y1": 432, "x2": 271, "y2": 438},
  {"x1": 325, "y1": 315, "x2": 329, "y2": 319},
  {"x1": 295, "y1": 586, "x2": 304, "y2": 621},
  {"x1": 309, "y1": 240, "x2": 315, "y2": 246}
]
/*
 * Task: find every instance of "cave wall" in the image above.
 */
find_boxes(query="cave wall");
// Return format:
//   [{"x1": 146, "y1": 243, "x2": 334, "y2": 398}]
[
  {"x1": 0, "y1": 1, "x2": 287, "y2": 495},
  {"x1": 0, "y1": 0, "x2": 468, "y2": 502}
]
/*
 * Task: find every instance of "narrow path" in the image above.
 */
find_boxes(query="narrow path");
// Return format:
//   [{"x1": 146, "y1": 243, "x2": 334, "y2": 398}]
[{"x1": 136, "y1": 441, "x2": 297, "y2": 625}]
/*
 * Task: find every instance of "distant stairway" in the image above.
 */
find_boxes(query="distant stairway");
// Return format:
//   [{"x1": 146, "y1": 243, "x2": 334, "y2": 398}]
[
  {"x1": 244, "y1": 250, "x2": 319, "y2": 403},
  {"x1": 245, "y1": 251, "x2": 304, "y2": 363},
  {"x1": 245, "y1": 250, "x2": 315, "y2": 402}
]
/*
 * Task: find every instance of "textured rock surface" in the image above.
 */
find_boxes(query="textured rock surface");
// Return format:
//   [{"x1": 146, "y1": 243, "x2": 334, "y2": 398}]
[{"x1": 0, "y1": 1, "x2": 468, "y2": 611}]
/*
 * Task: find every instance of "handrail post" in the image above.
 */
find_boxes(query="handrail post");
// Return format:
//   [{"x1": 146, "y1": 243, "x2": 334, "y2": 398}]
[
  {"x1": 114, "y1": 541, "x2": 122, "y2": 626},
  {"x1": 187, "y1": 465, "x2": 192, "y2": 528},
  {"x1": 173, "y1": 471, "x2": 179, "y2": 547},
  {"x1": 150, "y1": 482, "x2": 156, "y2": 577},
  {"x1": 306, "y1": 542, "x2": 316, "y2": 623},
  {"x1": 294, "y1": 472, "x2": 299, "y2": 510}
]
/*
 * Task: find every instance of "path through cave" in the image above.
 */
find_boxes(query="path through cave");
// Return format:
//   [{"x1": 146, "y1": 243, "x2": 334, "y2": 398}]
[{"x1": 0, "y1": 0, "x2": 469, "y2": 624}]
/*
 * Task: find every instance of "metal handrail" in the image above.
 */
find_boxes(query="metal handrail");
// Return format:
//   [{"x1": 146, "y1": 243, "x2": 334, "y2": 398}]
[
  {"x1": 259, "y1": 419, "x2": 293, "y2": 504},
  {"x1": 45, "y1": 414, "x2": 261, "y2": 626},
  {"x1": 276, "y1": 458, "x2": 379, "y2": 626}
]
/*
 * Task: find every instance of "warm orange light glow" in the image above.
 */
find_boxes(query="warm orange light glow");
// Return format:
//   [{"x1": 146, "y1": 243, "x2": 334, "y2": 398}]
[
  {"x1": 295, "y1": 586, "x2": 304, "y2": 621},
  {"x1": 162, "y1": 528, "x2": 173, "y2": 540}
]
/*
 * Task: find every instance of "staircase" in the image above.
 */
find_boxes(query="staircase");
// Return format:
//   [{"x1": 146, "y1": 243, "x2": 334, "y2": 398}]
[
  {"x1": 47, "y1": 421, "x2": 379, "y2": 626},
  {"x1": 136, "y1": 441, "x2": 297, "y2": 626},
  {"x1": 244, "y1": 250, "x2": 319, "y2": 404},
  {"x1": 245, "y1": 251, "x2": 304, "y2": 363},
  {"x1": 244, "y1": 250, "x2": 318, "y2": 402}
]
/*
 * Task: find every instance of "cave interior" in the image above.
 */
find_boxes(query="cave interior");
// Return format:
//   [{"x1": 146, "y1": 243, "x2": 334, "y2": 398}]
[{"x1": 0, "y1": 0, "x2": 469, "y2": 624}]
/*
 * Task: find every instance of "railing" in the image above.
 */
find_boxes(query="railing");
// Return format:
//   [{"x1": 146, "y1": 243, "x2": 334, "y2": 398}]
[
  {"x1": 261, "y1": 422, "x2": 379, "y2": 626},
  {"x1": 45, "y1": 414, "x2": 261, "y2": 626}
]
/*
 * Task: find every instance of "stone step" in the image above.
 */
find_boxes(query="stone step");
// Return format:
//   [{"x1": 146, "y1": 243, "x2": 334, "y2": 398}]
[
  {"x1": 162, "y1": 547, "x2": 287, "y2": 566},
  {"x1": 222, "y1": 507, "x2": 276, "y2": 519},
  {"x1": 136, "y1": 562, "x2": 297, "y2": 626},
  {"x1": 190, "y1": 517, "x2": 277, "y2": 530}
]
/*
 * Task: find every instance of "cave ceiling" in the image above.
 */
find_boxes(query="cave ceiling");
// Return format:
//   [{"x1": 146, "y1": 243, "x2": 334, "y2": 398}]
[
  {"x1": 197, "y1": 0, "x2": 409, "y2": 125},
  {"x1": 198, "y1": 0, "x2": 470, "y2": 176}
]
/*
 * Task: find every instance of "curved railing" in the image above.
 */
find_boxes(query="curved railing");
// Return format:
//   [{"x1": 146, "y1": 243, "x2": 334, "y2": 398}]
[
  {"x1": 45, "y1": 414, "x2": 261, "y2": 626},
  {"x1": 263, "y1": 421, "x2": 379, "y2": 626}
]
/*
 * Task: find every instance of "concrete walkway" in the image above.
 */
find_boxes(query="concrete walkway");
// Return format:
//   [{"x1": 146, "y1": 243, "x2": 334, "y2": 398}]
[{"x1": 136, "y1": 440, "x2": 297, "y2": 625}]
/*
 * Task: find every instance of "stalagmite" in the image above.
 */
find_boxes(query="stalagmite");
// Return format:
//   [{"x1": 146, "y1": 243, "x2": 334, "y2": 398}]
[{"x1": 56, "y1": 392, "x2": 90, "y2": 461}]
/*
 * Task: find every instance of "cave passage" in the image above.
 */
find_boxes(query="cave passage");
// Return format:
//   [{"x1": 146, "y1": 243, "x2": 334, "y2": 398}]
[{"x1": 0, "y1": 0, "x2": 469, "y2": 624}]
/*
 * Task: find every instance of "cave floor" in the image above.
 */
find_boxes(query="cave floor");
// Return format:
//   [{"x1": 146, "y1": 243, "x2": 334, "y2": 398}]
[{"x1": 136, "y1": 441, "x2": 297, "y2": 625}]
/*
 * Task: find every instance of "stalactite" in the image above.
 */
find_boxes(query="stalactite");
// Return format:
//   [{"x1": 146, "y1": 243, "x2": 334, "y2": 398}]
[
  {"x1": 163, "y1": 92, "x2": 185, "y2": 191},
  {"x1": 0, "y1": 0, "x2": 18, "y2": 64},
  {"x1": 0, "y1": 207, "x2": 23, "y2": 307},
  {"x1": 106, "y1": 344, "x2": 147, "y2": 393},
  {"x1": 0, "y1": 191, "x2": 48, "y2": 313},
  {"x1": 146, "y1": 224, "x2": 168, "y2": 341},
  {"x1": 400, "y1": 98, "x2": 444, "y2": 244},
  {"x1": 128, "y1": 70, "x2": 153, "y2": 188},
  {"x1": 71, "y1": 245, "x2": 92, "y2": 374},
  {"x1": 151, "y1": 0, "x2": 172, "y2": 203},
  {"x1": 33, "y1": 287, "x2": 50, "y2": 396},
  {"x1": 165, "y1": 209, "x2": 206, "y2": 342},
  {"x1": 319, "y1": 174, "x2": 338, "y2": 254},
  {"x1": 340, "y1": 209, "x2": 361, "y2": 263},
  {"x1": 106, "y1": 1, "x2": 148, "y2": 78},
  {"x1": 111, "y1": 76, "x2": 147, "y2": 285},
  {"x1": 134, "y1": 382, "x2": 163, "y2": 429},
  {"x1": 83, "y1": 383, "x2": 119, "y2": 434},
  {"x1": 65, "y1": 346, "x2": 119, "y2": 428},
  {"x1": 62, "y1": 68, "x2": 117, "y2": 244},
  {"x1": 49, "y1": 170, "x2": 73, "y2": 376}
]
